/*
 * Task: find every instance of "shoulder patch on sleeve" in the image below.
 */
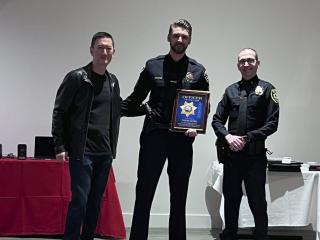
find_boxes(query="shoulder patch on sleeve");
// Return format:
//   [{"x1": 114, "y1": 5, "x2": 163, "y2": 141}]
[{"x1": 271, "y1": 89, "x2": 279, "y2": 103}]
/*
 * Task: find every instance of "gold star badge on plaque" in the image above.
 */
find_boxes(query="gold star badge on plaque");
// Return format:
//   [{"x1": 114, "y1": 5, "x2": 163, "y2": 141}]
[{"x1": 180, "y1": 101, "x2": 197, "y2": 117}]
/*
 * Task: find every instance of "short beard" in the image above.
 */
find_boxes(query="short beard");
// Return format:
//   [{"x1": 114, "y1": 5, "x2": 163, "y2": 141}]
[{"x1": 170, "y1": 43, "x2": 187, "y2": 54}]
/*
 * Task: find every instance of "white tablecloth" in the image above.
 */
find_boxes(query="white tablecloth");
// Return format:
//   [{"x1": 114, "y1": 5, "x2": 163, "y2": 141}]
[{"x1": 207, "y1": 161, "x2": 320, "y2": 239}]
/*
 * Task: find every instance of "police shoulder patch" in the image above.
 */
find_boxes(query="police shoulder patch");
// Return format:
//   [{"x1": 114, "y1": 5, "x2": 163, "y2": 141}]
[{"x1": 271, "y1": 89, "x2": 279, "y2": 103}]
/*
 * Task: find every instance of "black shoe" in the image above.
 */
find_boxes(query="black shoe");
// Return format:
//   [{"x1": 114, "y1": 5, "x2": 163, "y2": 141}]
[{"x1": 220, "y1": 232, "x2": 238, "y2": 240}]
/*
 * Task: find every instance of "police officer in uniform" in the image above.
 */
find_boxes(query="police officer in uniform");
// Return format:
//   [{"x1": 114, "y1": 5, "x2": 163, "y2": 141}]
[
  {"x1": 212, "y1": 48, "x2": 279, "y2": 240},
  {"x1": 122, "y1": 19, "x2": 209, "y2": 240}
]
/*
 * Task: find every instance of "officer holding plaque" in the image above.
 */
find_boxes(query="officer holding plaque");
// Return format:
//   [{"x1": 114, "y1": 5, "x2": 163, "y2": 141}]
[
  {"x1": 122, "y1": 19, "x2": 209, "y2": 240},
  {"x1": 212, "y1": 48, "x2": 279, "y2": 240}
]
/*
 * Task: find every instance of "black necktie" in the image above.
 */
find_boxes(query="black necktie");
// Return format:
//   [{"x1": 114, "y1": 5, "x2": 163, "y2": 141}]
[{"x1": 237, "y1": 89, "x2": 247, "y2": 135}]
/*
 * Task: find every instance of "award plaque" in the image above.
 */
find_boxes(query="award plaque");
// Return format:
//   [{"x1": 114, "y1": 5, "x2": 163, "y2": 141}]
[{"x1": 171, "y1": 89, "x2": 210, "y2": 134}]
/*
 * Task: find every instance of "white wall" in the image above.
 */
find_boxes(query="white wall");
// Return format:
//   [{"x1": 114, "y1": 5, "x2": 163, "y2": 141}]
[{"x1": 1, "y1": 0, "x2": 320, "y2": 229}]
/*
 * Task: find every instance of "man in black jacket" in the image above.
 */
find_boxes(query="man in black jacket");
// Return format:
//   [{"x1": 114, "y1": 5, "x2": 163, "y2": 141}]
[
  {"x1": 212, "y1": 48, "x2": 279, "y2": 240},
  {"x1": 122, "y1": 19, "x2": 209, "y2": 240},
  {"x1": 52, "y1": 32, "x2": 121, "y2": 240}
]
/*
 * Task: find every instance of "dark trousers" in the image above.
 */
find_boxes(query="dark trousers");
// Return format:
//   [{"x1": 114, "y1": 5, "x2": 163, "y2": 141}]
[
  {"x1": 129, "y1": 130, "x2": 194, "y2": 240},
  {"x1": 221, "y1": 153, "x2": 268, "y2": 240},
  {"x1": 63, "y1": 154, "x2": 112, "y2": 240}
]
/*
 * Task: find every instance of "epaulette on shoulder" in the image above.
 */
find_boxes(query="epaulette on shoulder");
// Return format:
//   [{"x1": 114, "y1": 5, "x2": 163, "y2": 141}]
[
  {"x1": 188, "y1": 57, "x2": 204, "y2": 68},
  {"x1": 148, "y1": 55, "x2": 165, "y2": 62},
  {"x1": 227, "y1": 81, "x2": 239, "y2": 90},
  {"x1": 258, "y1": 79, "x2": 271, "y2": 87}
]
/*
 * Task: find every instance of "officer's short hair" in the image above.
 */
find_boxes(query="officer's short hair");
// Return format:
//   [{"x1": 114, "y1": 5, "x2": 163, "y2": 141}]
[
  {"x1": 238, "y1": 48, "x2": 259, "y2": 61},
  {"x1": 168, "y1": 19, "x2": 192, "y2": 37},
  {"x1": 90, "y1": 32, "x2": 114, "y2": 48}
]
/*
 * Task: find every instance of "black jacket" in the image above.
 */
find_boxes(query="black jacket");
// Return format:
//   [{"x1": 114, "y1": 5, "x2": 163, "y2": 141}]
[
  {"x1": 212, "y1": 76, "x2": 279, "y2": 145},
  {"x1": 52, "y1": 62, "x2": 121, "y2": 160},
  {"x1": 121, "y1": 54, "x2": 209, "y2": 132}
]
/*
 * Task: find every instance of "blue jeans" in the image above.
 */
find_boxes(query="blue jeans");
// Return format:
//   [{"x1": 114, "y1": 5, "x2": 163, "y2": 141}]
[{"x1": 63, "y1": 154, "x2": 112, "y2": 240}]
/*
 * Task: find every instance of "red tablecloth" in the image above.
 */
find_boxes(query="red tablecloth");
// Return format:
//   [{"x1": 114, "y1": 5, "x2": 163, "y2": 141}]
[{"x1": 0, "y1": 158, "x2": 126, "y2": 238}]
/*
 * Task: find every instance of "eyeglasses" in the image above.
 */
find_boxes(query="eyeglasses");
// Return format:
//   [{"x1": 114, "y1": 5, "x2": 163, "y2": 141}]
[{"x1": 238, "y1": 58, "x2": 257, "y2": 66}]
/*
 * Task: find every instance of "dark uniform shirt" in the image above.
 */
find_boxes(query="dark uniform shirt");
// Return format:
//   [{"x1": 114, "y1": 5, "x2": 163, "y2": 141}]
[
  {"x1": 212, "y1": 75, "x2": 279, "y2": 145},
  {"x1": 122, "y1": 54, "x2": 209, "y2": 131}
]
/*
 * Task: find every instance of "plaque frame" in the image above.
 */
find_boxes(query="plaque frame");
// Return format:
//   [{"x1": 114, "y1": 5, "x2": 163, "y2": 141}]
[{"x1": 171, "y1": 89, "x2": 210, "y2": 134}]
